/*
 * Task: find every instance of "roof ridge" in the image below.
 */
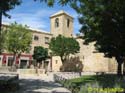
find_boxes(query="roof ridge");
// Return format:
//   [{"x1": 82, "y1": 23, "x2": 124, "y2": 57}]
[{"x1": 50, "y1": 10, "x2": 73, "y2": 18}]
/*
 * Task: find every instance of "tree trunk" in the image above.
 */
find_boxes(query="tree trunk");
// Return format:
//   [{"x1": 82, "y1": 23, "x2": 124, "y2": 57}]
[
  {"x1": 12, "y1": 54, "x2": 16, "y2": 66},
  {"x1": 50, "y1": 56, "x2": 52, "y2": 71},
  {"x1": 10, "y1": 53, "x2": 17, "y2": 72},
  {"x1": 61, "y1": 56, "x2": 64, "y2": 64},
  {"x1": 116, "y1": 56, "x2": 124, "y2": 76},
  {"x1": 117, "y1": 63, "x2": 122, "y2": 76},
  {"x1": 0, "y1": 10, "x2": 2, "y2": 54},
  {"x1": 123, "y1": 62, "x2": 125, "y2": 75},
  {"x1": 0, "y1": 11, "x2": 2, "y2": 32}
]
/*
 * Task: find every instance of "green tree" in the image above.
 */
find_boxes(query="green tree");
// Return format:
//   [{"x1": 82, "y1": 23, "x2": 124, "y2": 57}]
[
  {"x1": 33, "y1": 46, "x2": 48, "y2": 64},
  {"x1": 0, "y1": 0, "x2": 21, "y2": 53},
  {"x1": 39, "y1": 0, "x2": 125, "y2": 76},
  {"x1": 49, "y1": 35, "x2": 80, "y2": 63},
  {"x1": 71, "y1": 0, "x2": 125, "y2": 76},
  {"x1": 34, "y1": 0, "x2": 73, "y2": 6},
  {"x1": 6, "y1": 22, "x2": 32, "y2": 66}
]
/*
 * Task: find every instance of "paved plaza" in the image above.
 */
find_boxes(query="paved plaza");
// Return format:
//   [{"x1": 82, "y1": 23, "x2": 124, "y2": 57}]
[{"x1": 12, "y1": 74, "x2": 71, "y2": 93}]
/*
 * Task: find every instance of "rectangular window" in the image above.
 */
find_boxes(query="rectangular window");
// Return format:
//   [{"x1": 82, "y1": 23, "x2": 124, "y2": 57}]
[
  {"x1": 45, "y1": 37, "x2": 49, "y2": 44},
  {"x1": 34, "y1": 35, "x2": 39, "y2": 41},
  {"x1": 8, "y1": 57, "x2": 13, "y2": 66},
  {"x1": 20, "y1": 60, "x2": 27, "y2": 69}
]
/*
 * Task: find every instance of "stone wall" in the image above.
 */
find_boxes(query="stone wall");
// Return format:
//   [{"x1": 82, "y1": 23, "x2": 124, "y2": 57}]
[
  {"x1": 76, "y1": 38, "x2": 117, "y2": 73},
  {"x1": 17, "y1": 69, "x2": 46, "y2": 75},
  {"x1": 51, "y1": 56, "x2": 62, "y2": 72},
  {"x1": 50, "y1": 38, "x2": 118, "y2": 73}
]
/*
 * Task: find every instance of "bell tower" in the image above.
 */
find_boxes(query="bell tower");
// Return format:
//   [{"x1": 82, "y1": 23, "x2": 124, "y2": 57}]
[{"x1": 50, "y1": 10, "x2": 74, "y2": 37}]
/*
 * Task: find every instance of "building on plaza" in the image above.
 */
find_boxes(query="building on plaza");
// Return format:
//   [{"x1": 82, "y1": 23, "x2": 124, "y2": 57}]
[{"x1": 0, "y1": 10, "x2": 117, "y2": 73}]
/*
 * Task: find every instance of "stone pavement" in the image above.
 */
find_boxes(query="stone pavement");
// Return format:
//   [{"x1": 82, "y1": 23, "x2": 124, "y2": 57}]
[{"x1": 13, "y1": 73, "x2": 71, "y2": 93}]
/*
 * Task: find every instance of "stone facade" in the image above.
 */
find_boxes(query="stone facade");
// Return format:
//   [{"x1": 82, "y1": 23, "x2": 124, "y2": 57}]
[
  {"x1": 31, "y1": 29, "x2": 52, "y2": 54},
  {"x1": 50, "y1": 10, "x2": 73, "y2": 37},
  {"x1": 76, "y1": 38, "x2": 117, "y2": 72},
  {"x1": 0, "y1": 10, "x2": 118, "y2": 73},
  {"x1": 51, "y1": 56, "x2": 62, "y2": 72}
]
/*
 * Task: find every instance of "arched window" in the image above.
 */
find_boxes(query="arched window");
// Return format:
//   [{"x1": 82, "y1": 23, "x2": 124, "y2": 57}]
[
  {"x1": 67, "y1": 19, "x2": 70, "y2": 27},
  {"x1": 55, "y1": 18, "x2": 59, "y2": 28}
]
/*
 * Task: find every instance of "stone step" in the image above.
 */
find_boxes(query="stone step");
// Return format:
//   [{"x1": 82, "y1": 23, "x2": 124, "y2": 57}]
[
  {"x1": 31, "y1": 88, "x2": 71, "y2": 93},
  {"x1": 51, "y1": 87, "x2": 71, "y2": 93}
]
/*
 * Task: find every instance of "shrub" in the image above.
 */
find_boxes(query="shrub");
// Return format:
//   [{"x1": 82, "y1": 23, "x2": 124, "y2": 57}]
[{"x1": 60, "y1": 57, "x2": 83, "y2": 72}]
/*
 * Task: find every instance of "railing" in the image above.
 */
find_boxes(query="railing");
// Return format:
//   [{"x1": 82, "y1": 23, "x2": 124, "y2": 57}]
[
  {"x1": 53, "y1": 72, "x2": 82, "y2": 82},
  {"x1": 17, "y1": 69, "x2": 46, "y2": 75},
  {"x1": 53, "y1": 71, "x2": 113, "y2": 82}
]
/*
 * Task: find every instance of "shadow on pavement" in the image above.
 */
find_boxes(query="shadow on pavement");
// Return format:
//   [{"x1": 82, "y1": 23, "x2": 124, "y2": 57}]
[
  {"x1": 2, "y1": 78, "x2": 70, "y2": 93},
  {"x1": 18, "y1": 79, "x2": 61, "y2": 93}
]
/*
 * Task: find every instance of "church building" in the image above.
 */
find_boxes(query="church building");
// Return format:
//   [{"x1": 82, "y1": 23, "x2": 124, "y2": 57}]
[{"x1": 0, "y1": 10, "x2": 118, "y2": 73}]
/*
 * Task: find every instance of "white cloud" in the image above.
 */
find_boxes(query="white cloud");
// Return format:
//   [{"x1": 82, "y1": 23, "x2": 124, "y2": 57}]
[
  {"x1": 2, "y1": 7, "x2": 80, "y2": 34},
  {"x1": 2, "y1": 9, "x2": 54, "y2": 32},
  {"x1": 36, "y1": 9, "x2": 55, "y2": 17}
]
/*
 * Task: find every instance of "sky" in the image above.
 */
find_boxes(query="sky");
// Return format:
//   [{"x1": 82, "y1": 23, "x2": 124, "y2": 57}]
[{"x1": 2, "y1": 0, "x2": 81, "y2": 35}]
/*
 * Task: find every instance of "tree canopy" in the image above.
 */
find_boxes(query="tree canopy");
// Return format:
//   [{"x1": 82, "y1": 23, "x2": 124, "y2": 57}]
[
  {"x1": 49, "y1": 35, "x2": 80, "y2": 63},
  {"x1": 71, "y1": 0, "x2": 125, "y2": 75},
  {"x1": 33, "y1": 46, "x2": 48, "y2": 63},
  {"x1": 6, "y1": 22, "x2": 32, "y2": 56},
  {"x1": 0, "y1": 0, "x2": 22, "y2": 53},
  {"x1": 0, "y1": 0, "x2": 21, "y2": 18}
]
